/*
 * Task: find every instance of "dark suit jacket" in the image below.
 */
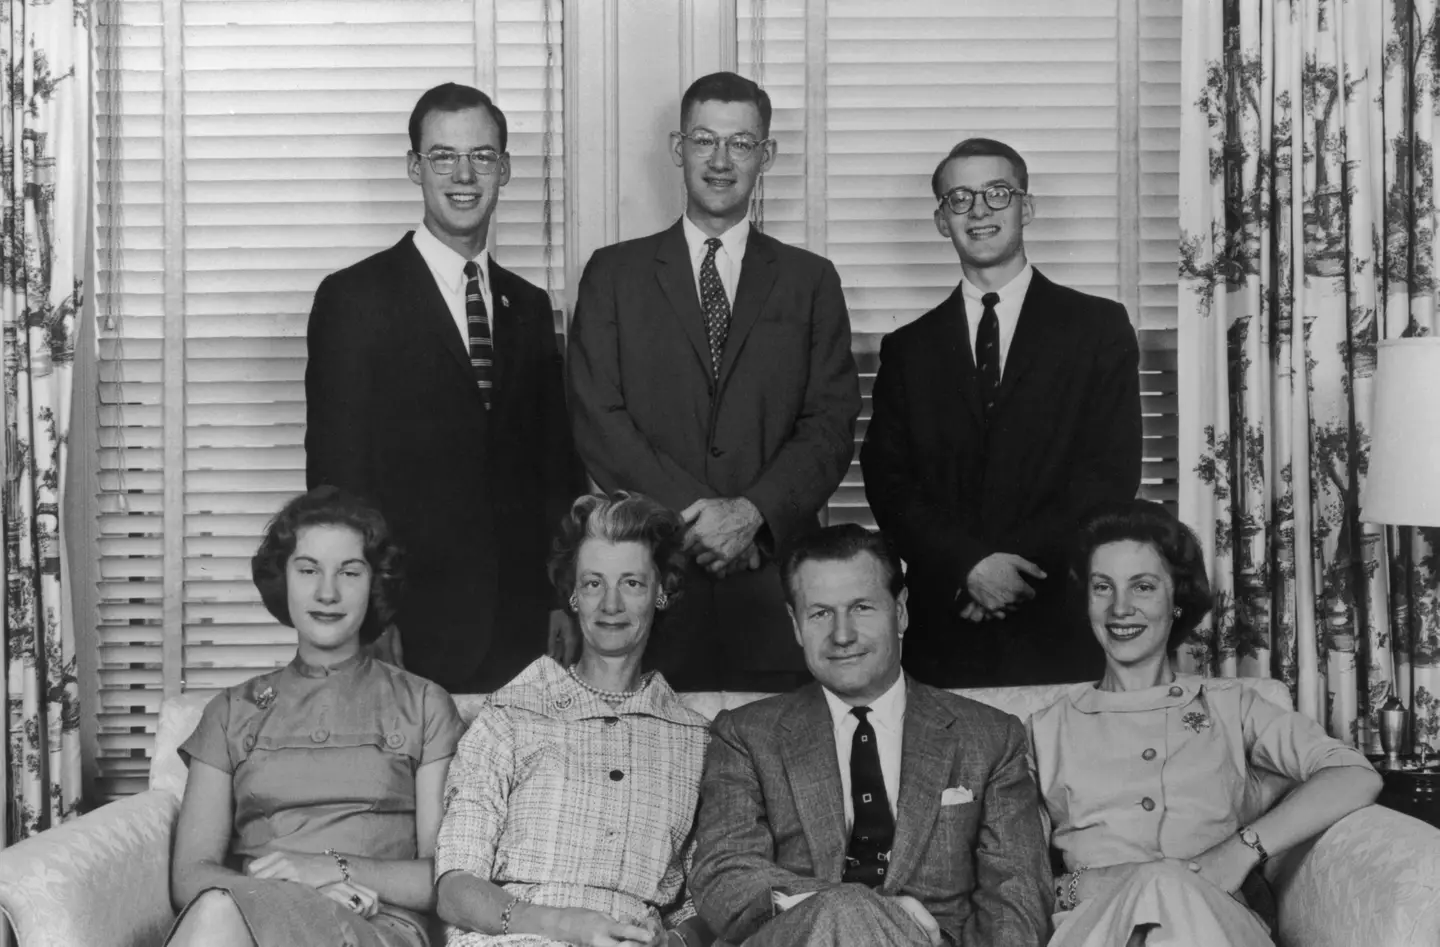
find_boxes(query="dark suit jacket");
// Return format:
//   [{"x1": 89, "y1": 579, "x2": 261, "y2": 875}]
[
  {"x1": 860, "y1": 270, "x2": 1141, "y2": 687},
  {"x1": 305, "y1": 233, "x2": 582, "y2": 693},
  {"x1": 567, "y1": 220, "x2": 860, "y2": 686},
  {"x1": 690, "y1": 679, "x2": 1052, "y2": 947}
]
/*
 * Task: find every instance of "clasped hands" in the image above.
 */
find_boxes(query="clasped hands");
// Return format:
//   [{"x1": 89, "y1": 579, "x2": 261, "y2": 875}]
[
  {"x1": 245, "y1": 851, "x2": 377, "y2": 918},
  {"x1": 680, "y1": 497, "x2": 764, "y2": 577},
  {"x1": 958, "y1": 552, "x2": 1047, "y2": 623}
]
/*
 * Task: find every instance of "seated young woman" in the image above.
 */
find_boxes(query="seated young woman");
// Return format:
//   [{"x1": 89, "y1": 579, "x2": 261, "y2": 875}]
[
  {"x1": 435, "y1": 491, "x2": 713, "y2": 947},
  {"x1": 1028, "y1": 499, "x2": 1381, "y2": 947},
  {"x1": 166, "y1": 486, "x2": 465, "y2": 947}
]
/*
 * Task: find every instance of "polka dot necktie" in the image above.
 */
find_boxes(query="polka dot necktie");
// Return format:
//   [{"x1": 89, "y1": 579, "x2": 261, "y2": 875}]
[
  {"x1": 463, "y1": 260, "x2": 493, "y2": 409},
  {"x1": 842, "y1": 706, "x2": 894, "y2": 888},
  {"x1": 976, "y1": 291, "x2": 1002, "y2": 422},
  {"x1": 699, "y1": 237, "x2": 732, "y2": 374}
]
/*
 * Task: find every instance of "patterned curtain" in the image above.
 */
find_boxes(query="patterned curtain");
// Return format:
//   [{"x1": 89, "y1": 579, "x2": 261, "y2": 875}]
[
  {"x1": 1178, "y1": 0, "x2": 1440, "y2": 752},
  {"x1": 1, "y1": 0, "x2": 87, "y2": 841}
]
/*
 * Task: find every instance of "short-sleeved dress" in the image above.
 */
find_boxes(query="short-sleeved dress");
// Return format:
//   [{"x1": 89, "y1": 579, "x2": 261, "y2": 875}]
[
  {"x1": 435, "y1": 656, "x2": 711, "y2": 946},
  {"x1": 1027, "y1": 674, "x2": 1375, "y2": 947},
  {"x1": 170, "y1": 651, "x2": 466, "y2": 947}
]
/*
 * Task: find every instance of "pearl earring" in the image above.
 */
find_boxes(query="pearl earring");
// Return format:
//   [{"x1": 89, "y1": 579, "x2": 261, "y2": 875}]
[{"x1": 1173, "y1": 607, "x2": 1182, "y2": 618}]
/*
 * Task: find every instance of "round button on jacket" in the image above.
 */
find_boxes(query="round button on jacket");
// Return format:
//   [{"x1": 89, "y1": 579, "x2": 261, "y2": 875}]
[
  {"x1": 242, "y1": 733, "x2": 256, "y2": 751},
  {"x1": 1141, "y1": 796, "x2": 1156, "y2": 811},
  {"x1": 386, "y1": 732, "x2": 405, "y2": 749},
  {"x1": 1168, "y1": 686, "x2": 1184, "y2": 697},
  {"x1": 609, "y1": 769, "x2": 624, "y2": 781},
  {"x1": 311, "y1": 728, "x2": 330, "y2": 743},
  {"x1": 1142, "y1": 748, "x2": 1157, "y2": 761}
]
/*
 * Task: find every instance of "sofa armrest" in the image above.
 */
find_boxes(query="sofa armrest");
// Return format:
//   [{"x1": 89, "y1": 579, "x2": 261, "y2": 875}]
[
  {"x1": 1271, "y1": 804, "x2": 1440, "y2": 947},
  {"x1": 0, "y1": 790, "x2": 180, "y2": 947}
]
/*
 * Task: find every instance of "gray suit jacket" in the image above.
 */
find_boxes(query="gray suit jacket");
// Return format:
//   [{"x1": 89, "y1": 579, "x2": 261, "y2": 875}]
[{"x1": 690, "y1": 679, "x2": 1052, "y2": 946}]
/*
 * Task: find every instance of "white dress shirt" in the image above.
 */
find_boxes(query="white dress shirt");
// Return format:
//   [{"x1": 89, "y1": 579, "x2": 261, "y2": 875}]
[
  {"x1": 822, "y1": 674, "x2": 907, "y2": 831},
  {"x1": 681, "y1": 214, "x2": 749, "y2": 307},
  {"x1": 960, "y1": 262, "x2": 1033, "y2": 377},
  {"x1": 412, "y1": 223, "x2": 496, "y2": 347}
]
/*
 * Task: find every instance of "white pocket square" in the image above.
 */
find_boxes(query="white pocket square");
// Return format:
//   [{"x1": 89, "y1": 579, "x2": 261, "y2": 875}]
[{"x1": 941, "y1": 785, "x2": 974, "y2": 806}]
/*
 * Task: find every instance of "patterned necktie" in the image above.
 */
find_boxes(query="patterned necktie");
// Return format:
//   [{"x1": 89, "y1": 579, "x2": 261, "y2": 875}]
[
  {"x1": 842, "y1": 706, "x2": 895, "y2": 888},
  {"x1": 698, "y1": 237, "x2": 732, "y2": 374},
  {"x1": 975, "y1": 291, "x2": 1002, "y2": 422},
  {"x1": 462, "y1": 260, "x2": 493, "y2": 409}
]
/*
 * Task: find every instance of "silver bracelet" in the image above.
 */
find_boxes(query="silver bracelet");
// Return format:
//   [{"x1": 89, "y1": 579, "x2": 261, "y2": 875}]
[
  {"x1": 1064, "y1": 865, "x2": 1089, "y2": 910},
  {"x1": 500, "y1": 897, "x2": 523, "y2": 936},
  {"x1": 324, "y1": 847, "x2": 351, "y2": 885}
]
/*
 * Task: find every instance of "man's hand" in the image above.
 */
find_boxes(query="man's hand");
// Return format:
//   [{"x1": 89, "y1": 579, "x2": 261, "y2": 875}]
[
  {"x1": 246, "y1": 851, "x2": 342, "y2": 889},
  {"x1": 958, "y1": 602, "x2": 1005, "y2": 622},
  {"x1": 681, "y1": 497, "x2": 764, "y2": 575},
  {"x1": 547, "y1": 608, "x2": 580, "y2": 665},
  {"x1": 887, "y1": 895, "x2": 942, "y2": 947},
  {"x1": 965, "y1": 553, "x2": 1046, "y2": 613}
]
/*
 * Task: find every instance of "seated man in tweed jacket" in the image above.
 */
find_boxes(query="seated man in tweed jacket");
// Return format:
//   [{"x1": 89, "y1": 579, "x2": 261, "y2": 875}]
[{"x1": 689, "y1": 525, "x2": 1052, "y2": 947}]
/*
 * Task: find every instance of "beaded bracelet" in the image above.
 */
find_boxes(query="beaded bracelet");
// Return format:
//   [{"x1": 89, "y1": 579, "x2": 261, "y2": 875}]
[
  {"x1": 324, "y1": 847, "x2": 351, "y2": 885},
  {"x1": 500, "y1": 897, "x2": 522, "y2": 936},
  {"x1": 1064, "y1": 865, "x2": 1090, "y2": 911}
]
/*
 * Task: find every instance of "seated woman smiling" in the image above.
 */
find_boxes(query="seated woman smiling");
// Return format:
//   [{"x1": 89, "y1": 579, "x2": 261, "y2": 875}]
[
  {"x1": 166, "y1": 486, "x2": 465, "y2": 947},
  {"x1": 435, "y1": 492, "x2": 713, "y2": 947},
  {"x1": 1028, "y1": 500, "x2": 1381, "y2": 947}
]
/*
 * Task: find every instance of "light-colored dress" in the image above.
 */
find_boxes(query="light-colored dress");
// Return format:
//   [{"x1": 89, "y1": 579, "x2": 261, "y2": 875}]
[
  {"x1": 435, "y1": 656, "x2": 711, "y2": 946},
  {"x1": 171, "y1": 652, "x2": 465, "y2": 947},
  {"x1": 1027, "y1": 673, "x2": 1374, "y2": 947}
]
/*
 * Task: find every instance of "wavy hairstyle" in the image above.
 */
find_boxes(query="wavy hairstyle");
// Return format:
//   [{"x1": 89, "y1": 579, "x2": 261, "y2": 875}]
[
  {"x1": 547, "y1": 492, "x2": 689, "y2": 616},
  {"x1": 1071, "y1": 499, "x2": 1213, "y2": 656},
  {"x1": 251, "y1": 486, "x2": 404, "y2": 644}
]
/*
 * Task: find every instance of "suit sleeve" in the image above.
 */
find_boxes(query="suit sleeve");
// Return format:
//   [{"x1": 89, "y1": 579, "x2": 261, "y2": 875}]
[
  {"x1": 304, "y1": 274, "x2": 376, "y2": 499},
  {"x1": 740, "y1": 259, "x2": 861, "y2": 553},
  {"x1": 690, "y1": 711, "x2": 833, "y2": 944},
  {"x1": 860, "y1": 332, "x2": 994, "y2": 592},
  {"x1": 1008, "y1": 303, "x2": 1142, "y2": 563},
  {"x1": 964, "y1": 716, "x2": 1053, "y2": 947},
  {"x1": 567, "y1": 250, "x2": 714, "y2": 512},
  {"x1": 534, "y1": 287, "x2": 586, "y2": 528}
]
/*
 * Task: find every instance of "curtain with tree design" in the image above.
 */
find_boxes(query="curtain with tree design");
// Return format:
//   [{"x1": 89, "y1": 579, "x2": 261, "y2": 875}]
[
  {"x1": 1178, "y1": 0, "x2": 1440, "y2": 751},
  {"x1": 1, "y1": 0, "x2": 86, "y2": 842}
]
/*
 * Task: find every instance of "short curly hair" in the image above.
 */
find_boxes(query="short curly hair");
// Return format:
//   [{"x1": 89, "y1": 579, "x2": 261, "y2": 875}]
[
  {"x1": 1071, "y1": 499, "x2": 1214, "y2": 657},
  {"x1": 547, "y1": 492, "x2": 689, "y2": 615},
  {"x1": 251, "y1": 486, "x2": 404, "y2": 645}
]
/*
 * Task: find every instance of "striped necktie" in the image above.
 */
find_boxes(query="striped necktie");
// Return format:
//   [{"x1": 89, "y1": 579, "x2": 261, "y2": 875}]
[
  {"x1": 976, "y1": 291, "x2": 1001, "y2": 423},
  {"x1": 462, "y1": 260, "x2": 493, "y2": 408}
]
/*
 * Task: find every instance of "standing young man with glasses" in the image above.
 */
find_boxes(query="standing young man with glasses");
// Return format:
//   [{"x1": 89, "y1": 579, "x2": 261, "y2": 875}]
[
  {"x1": 305, "y1": 83, "x2": 582, "y2": 694},
  {"x1": 860, "y1": 138, "x2": 1142, "y2": 688},
  {"x1": 567, "y1": 72, "x2": 861, "y2": 692}
]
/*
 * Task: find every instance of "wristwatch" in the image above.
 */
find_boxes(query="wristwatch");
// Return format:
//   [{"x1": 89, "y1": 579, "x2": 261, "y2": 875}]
[{"x1": 1237, "y1": 825, "x2": 1269, "y2": 863}]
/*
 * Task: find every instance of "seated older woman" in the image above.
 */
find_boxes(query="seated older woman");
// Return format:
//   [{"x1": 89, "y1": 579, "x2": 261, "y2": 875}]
[
  {"x1": 1029, "y1": 499, "x2": 1382, "y2": 947},
  {"x1": 436, "y1": 491, "x2": 712, "y2": 947},
  {"x1": 166, "y1": 486, "x2": 466, "y2": 947}
]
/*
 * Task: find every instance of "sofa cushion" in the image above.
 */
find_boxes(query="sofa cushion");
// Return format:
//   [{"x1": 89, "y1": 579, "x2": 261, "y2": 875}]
[{"x1": 150, "y1": 676, "x2": 1291, "y2": 799}]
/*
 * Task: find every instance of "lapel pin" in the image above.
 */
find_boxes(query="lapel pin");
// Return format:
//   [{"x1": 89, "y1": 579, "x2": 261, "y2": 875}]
[{"x1": 501, "y1": 295, "x2": 509, "y2": 307}]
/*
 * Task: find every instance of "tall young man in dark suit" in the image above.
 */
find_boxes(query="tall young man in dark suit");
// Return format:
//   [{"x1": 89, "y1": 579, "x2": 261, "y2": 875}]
[
  {"x1": 860, "y1": 138, "x2": 1142, "y2": 688},
  {"x1": 690, "y1": 526, "x2": 1052, "y2": 947},
  {"x1": 305, "y1": 84, "x2": 581, "y2": 693},
  {"x1": 567, "y1": 73, "x2": 860, "y2": 691}
]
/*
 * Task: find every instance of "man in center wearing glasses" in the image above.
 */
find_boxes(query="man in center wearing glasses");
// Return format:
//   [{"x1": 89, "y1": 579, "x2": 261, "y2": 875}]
[
  {"x1": 860, "y1": 138, "x2": 1142, "y2": 687},
  {"x1": 567, "y1": 72, "x2": 860, "y2": 691},
  {"x1": 305, "y1": 83, "x2": 582, "y2": 693}
]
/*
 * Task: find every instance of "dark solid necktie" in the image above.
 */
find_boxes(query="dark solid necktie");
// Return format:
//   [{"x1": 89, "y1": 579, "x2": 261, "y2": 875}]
[
  {"x1": 975, "y1": 291, "x2": 1002, "y2": 422},
  {"x1": 462, "y1": 260, "x2": 494, "y2": 409},
  {"x1": 842, "y1": 705, "x2": 895, "y2": 888},
  {"x1": 699, "y1": 237, "x2": 732, "y2": 374}
]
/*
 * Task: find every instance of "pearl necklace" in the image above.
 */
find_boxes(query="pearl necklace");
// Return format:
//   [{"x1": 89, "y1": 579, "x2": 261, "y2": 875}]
[{"x1": 567, "y1": 665, "x2": 645, "y2": 703}]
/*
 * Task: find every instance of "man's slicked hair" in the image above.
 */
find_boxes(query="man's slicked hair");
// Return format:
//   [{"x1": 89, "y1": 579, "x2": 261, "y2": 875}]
[
  {"x1": 779, "y1": 524, "x2": 905, "y2": 609},
  {"x1": 930, "y1": 137, "x2": 1029, "y2": 199},
  {"x1": 680, "y1": 71, "x2": 773, "y2": 138},
  {"x1": 408, "y1": 82, "x2": 508, "y2": 154}
]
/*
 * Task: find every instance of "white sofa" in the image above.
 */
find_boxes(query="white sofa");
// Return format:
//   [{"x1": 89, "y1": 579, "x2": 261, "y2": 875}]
[{"x1": 1, "y1": 680, "x2": 1438, "y2": 947}]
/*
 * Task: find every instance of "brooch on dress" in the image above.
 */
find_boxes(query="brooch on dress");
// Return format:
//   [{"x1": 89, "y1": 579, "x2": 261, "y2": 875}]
[
  {"x1": 252, "y1": 684, "x2": 277, "y2": 710},
  {"x1": 1181, "y1": 711, "x2": 1211, "y2": 733}
]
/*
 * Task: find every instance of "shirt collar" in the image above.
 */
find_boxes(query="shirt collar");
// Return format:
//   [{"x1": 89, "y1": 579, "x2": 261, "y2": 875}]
[
  {"x1": 1068, "y1": 671, "x2": 1206, "y2": 714},
  {"x1": 681, "y1": 214, "x2": 751, "y2": 266},
  {"x1": 491, "y1": 656, "x2": 710, "y2": 730},
  {"x1": 822, "y1": 672, "x2": 907, "y2": 732},
  {"x1": 412, "y1": 224, "x2": 490, "y2": 295},
  {"x1": 960, "y1": 262, "x2": 1033, "y2": 307}
]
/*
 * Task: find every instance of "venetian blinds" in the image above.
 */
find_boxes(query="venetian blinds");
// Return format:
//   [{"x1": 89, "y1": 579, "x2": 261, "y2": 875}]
[
  {"x1": 94, "y1": 0, "x2": 564, "y2": 799},
  {"x1": 738, "y1": 0, "x2": 1182, "y2": 525}
]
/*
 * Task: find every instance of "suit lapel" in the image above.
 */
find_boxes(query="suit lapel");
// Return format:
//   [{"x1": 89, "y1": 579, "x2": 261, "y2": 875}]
[
  {"x1": 486, "y1": 257, "x2": 527, "y2": 407},
  {"x1": 994, "y1": 268, "x2": 1059, "y2": 412},
  {"x1": 937, "y1": 285, "x2": 985, "y2": 432},
  {"x1": 397, "y1": 233, "x2": 485, "y2": 407},
  {"x1": 884, "y1": 680, "x2": 957, "y2": 893},
  {"x1": 653, "y1": 220, "x2": 713, "y2": 374},
  {"x1": 716, "y1": 228, "x2": 779, "y2": 391},
  {"x1": 780, "y1": 685, "x2": 849, "y2": 883}
]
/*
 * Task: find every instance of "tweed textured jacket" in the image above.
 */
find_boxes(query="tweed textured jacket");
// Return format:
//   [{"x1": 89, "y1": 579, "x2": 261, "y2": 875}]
[{"x1": 690, "y1": 678, "x2": 1052, "y2": 946}]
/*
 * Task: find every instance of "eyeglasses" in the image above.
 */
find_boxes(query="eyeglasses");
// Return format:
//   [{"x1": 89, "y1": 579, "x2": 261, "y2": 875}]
[
  {"x1": 674, "y1": 130, "x2": 772, "y2": 161},
  {"x1": 415, "y1": 148, "x2": 503, "y2": 176},
  {"x1": 938, "y1": 183, "x2": 1027, "y2": 215}
]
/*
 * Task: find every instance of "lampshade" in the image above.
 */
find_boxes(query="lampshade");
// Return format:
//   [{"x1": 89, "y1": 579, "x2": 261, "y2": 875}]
[{"x1": 1360, "y1": 338, "x2": 1440, "y2": 527}]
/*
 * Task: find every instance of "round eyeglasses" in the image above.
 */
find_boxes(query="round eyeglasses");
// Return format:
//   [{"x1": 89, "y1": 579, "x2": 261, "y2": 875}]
[
  {"x1": 674, "y1": 130, "x2": 772, "y2": 161},
  {"x1": 938, "y1": 183, "x2": 1027, "y2": 215},
  {"x1": 415, "y1": 148, "x2": 503, "y2": 176}
]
